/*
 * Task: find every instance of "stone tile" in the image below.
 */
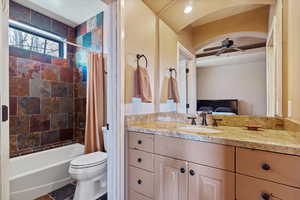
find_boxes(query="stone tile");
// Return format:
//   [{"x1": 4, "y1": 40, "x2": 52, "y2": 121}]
[
  {"x1": 9, "y1": 56, "x2": 18, "y2": 77},
  {"x1": 30, "y1": 115, "x2": 51, "y2": 132},
  {"x1": 10, "y1": 136, "x2": 17, "y2": 154},
  {"x1": 17, "y1": 58, "x2": 41, "y2": 79},
  {"x1": 41, "y1": 130, "x2": 60, "y2": 145},
  {"x1": 52, "y1": 83, "x2": 73, "y2": 97},
  {"x1": 18, "y1": 97, "x2": 40, "y2": 115},
  {"x1": 10, "y1": 116, "x2": 29, "y2": 135},
  {"x1": 31, "y1": 52, "x2": 52, "y2": 64},
  {"x1": 31, "y1": 10, "x2": 51, "y2": 32},
  {"x1": 60, "y1": 129, "x2": 74, "y2": 141},
  {"x1": 92, "y1": 27, "x2": 103, "y2": 51},
  {"x1": 59, "y1": 98, "x2": 74, "y2": 113},
  {"x1": 74, "y1": 83, "x2": 87, "y2": 98},
  {"x1": 51, "y1": 58, "x2": 68, "y2": 68},
  {"x1": 9, "y1": 77, "x2": 29, "y2": 96},
  {"x1": 17, "y1": 133, "x2": 41, "y2": 150},
  {"x1": 51, "y1": 20, "x2": 68, "y2": 38},
  {"x1": 96, "y1": 12, "x2": 104, "y2": 27},
  {"x1": 75, "y1": 128, "x2": 85, "y2": 144},
  {"x1": 9, "y1": 47, "x2": 31, "y2": 59},
  {"x1": 76, "y1": 22, "x2": 87, "y2": 37},
  {"x1": 9, "y1": 97, "x2": 17, "y2": 115},
  {"x1": 51, "y1": 113, "x2": 67, "y2": 130},
  {"x1": 67, "y1": 113, "x2": 74, "y2": 129},
  {"x1": 41, "y1": 98, "x2": 60, "y2": 114},
  {"x1": 30, "y1": 78, "x2": 42, "y2": 97},
  {"x1": 49, "y1": 184, "x2": 75, "y2": 200},
  {"x1": 87, "y1": 16, "x2": 97, "y2": 32},
  {"x1": 41, "y1": 64, "x2": 59, "y2": 81},
  {"x1": 41, "y1": 81, "x2": 51, "y2": 97},
  {"x1": 60, "y1": 67, "x2": 73, "y2": 83},
  {"x1": 75, "y1": 112, "x2": 86, "y2": 128},
  {"x1": 9, "y1": 1, "x2": 30, "y2": 24},
  {"x1": 83, "y1": 32, "x2": 92, "y2": 48},
  {"x1": 73, "y1": 67, "x2": 82, "y2": 83},
  {"x1": 75, "y1": 98, "x2": 86, "y2": 113}
]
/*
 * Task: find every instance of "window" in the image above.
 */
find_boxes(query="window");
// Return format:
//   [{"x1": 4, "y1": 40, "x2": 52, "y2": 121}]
[{"x1": 9, "y1": 20, "x2": 65, "y2": 58}]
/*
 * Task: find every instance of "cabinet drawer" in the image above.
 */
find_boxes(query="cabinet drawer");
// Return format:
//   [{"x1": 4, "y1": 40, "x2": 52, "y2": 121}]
[
  {"x1": 129, "y1": 149, "x2": 154, "y2": 172},
  {"x1": 236, "y1": 174, "x2": 300, "y2": 200},
  {"x1": 236, "y1": 148, "x2": 300, "y2": 187},
  {"x1": 129, "y1": 190, "x2": 152, "y2": 200},
  {"x1": 155, "y1": 135, "x2": 235, "y2": 171},
  {"x1": 129, "y1": 132, "x2": 154, "y2": 153},
  {"x1": 129, "y1": 167, "x2": 154, "y2": 198}
]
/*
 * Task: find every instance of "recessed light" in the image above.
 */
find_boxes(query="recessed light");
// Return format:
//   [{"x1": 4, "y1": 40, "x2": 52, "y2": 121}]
[{"x1": 184, "y1": 5, "x2": 193, "y2": 14}]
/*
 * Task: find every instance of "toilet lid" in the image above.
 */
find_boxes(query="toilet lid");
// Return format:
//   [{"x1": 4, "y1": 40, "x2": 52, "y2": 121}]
[{"x1": 71, "y1": 151, "x2": 107, "y2": 168}]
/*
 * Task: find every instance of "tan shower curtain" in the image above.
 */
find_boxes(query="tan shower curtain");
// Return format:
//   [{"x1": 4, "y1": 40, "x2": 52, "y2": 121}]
[{"x1": 85, "y1": 52, "x2": 106, "y2": 153}]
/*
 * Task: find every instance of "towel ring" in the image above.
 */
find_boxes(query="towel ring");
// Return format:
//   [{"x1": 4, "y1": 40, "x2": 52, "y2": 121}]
[
  {"x1": 137, "y1": 54, "x2": 148, "y2": 68},
  {"x1": 169, "y1": 68, "x2": 177, "y2": 77}
]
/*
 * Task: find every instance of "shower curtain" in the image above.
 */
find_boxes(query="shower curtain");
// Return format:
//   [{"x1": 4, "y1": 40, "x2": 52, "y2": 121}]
[{"x1": 85, "y1": 52, "x2": 106, "y2": 153}]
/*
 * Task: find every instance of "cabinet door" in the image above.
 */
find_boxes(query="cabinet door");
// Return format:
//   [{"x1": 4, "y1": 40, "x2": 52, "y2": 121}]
[
  {"x1": 188, "y1": 163, "x2": 235, "y2": 200},
  {"x1": 155, "y1": 155, "x2": 188, "y2": 200}
]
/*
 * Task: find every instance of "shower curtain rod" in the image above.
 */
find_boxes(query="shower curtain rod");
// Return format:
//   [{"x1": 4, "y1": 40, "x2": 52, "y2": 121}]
[{"x1": 60, "y1": 39, "x2": 101, "y2": 53}]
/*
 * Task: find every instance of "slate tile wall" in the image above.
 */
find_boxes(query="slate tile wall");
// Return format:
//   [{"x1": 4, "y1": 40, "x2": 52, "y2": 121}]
[
  {"x1": 74, "y1": 12, "x2": 104, "y2": 144},
  {"x1": 9, "y1": 1, "x2": 77, "y2": 157}
]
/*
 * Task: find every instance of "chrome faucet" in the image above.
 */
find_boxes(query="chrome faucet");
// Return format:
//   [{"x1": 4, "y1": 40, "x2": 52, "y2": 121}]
[{"x1": 187, "y1": 116, "x2": 197, "y2": 126}]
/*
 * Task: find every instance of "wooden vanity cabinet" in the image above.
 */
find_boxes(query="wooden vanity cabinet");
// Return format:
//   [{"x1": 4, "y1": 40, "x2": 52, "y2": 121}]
[
  {"x1": 188, "y1": 163, "x2": 235, "y2": 200},
  {"x1": 154, "y1": 155, "x2": 188, "y2": 200}
]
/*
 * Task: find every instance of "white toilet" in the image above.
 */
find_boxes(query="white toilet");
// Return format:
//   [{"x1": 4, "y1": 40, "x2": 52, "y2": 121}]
[{"x1": 69, "y1": 128, "x2": 109, "y2": 200}]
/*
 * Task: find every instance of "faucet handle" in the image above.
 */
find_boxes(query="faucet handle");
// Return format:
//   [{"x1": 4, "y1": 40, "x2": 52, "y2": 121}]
[{"x1": 187, "y1": 117, "x2": 197, "y2": 126}]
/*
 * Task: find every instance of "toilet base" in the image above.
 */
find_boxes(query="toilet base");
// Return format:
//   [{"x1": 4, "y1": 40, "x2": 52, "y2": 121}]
[{"x1": 73, "y1": 175, "x2": 107, "y2": 200}]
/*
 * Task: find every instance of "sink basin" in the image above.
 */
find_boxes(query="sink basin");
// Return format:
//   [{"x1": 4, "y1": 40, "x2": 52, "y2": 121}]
[{"x1": 178, "y1": 126, "x2": 222, "y2": 133}]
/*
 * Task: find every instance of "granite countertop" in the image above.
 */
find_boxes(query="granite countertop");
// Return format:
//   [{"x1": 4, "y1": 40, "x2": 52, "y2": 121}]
[{"x1": 127, "y1": 121, "x2": 300, "y2": 156}]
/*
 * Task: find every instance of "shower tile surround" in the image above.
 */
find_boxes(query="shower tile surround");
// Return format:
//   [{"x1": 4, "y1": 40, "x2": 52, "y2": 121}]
[{"x1": 9, "y1": 1, "x2": 104, "y2": 157}]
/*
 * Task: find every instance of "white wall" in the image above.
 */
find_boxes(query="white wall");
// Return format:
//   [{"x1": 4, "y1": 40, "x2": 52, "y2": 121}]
[{"x1": 197, "y1": 60, "x2": 267, "y2": 116}]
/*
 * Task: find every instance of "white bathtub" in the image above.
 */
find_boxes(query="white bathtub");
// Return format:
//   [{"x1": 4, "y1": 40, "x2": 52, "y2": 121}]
[{"x1": 10, "y1": 143, "x2": 85, "y2": 200}]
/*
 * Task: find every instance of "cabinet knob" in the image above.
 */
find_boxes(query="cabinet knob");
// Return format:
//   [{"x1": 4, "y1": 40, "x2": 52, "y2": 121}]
[
  {"x1": 189, "y1": 169, "x2": 195, "y2": 176},
  {"x1": 261, "y1": 192, "x2": 270, "y2": 200},
  {"x1": 180, "y1": 168, "x2": 186, "y2": 173},
  {"x1": 137, "y1": 140, "x2": 142, "y2": 145},
  {"x1": 137, "y1": 158, "x2": 142, "y2": 163},
  {"x1": 137, "y1": 179, "x2": 143, "y2": 185},
  {"x1": 261, "y1": 163, "x2": 271, "y2": 171}
]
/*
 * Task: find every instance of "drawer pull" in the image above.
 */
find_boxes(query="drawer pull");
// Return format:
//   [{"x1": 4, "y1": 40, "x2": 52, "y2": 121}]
[
  {"x1": 137, "y1": 140, "x2": 142, "y2": 145},
  {"x1": 261, "y1": 192, "x2": 270, "y2": 200},
  {"x1": 189, "y1": 169, "x2": 195, "y2": 176},
  {"x1": 261, "y1": 163, "x2": 271, "y2": 171},
  {"x1": 137, "y1": 158, "x2": 142, "y2": 163},
  {"x1": 180, "y1": 168, "x2": 186, "y2": 173},
  {"x1": 137, "y1": 179, "x2": 143, "y2": 185}
]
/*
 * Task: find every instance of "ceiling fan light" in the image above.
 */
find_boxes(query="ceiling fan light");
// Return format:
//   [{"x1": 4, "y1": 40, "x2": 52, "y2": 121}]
[{"x1": 184, "y1": 5, "x2": 193, "y2": 14}]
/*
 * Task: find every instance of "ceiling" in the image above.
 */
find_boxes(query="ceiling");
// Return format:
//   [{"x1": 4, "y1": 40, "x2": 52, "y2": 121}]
[
  {"x1": 14, "y1": 0, "x2": 107, "y2": 27},
  {"x1": 143, "y1": 0, "x2": 275, "y2": 32},
  {"x1": 191, "y1": 5, "x2": 265, "y2": 27},
  {"x1": 196, "y1": 48, "x2": 266, "y2": 67}
]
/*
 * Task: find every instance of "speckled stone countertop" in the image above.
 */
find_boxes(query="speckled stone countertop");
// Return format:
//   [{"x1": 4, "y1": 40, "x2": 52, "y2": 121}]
[{"x1": 127, "y1": 121, "x2": 300, "y2": 156}]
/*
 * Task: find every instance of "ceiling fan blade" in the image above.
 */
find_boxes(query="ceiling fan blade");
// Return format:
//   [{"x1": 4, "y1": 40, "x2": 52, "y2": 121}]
[
  {"x1": 231, "y1": 46, "x2": 244, "y2": 52},
  {"x1": 215, "y1": 48, "x2": 227, "y2": 56},
  {"x1": 203, "y1": 45, "x2": 223, "y2": 52}
]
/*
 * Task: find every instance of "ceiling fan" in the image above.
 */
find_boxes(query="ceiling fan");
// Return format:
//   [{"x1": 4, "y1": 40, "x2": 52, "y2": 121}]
[{"x1": 203, "y1": 38, "x2": 244, "y2": 56}]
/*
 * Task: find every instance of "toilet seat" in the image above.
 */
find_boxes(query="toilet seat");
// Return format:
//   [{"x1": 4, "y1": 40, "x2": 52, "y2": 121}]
[{"x1": 70, "y1": 151, "x2": 107, "y2": 169}]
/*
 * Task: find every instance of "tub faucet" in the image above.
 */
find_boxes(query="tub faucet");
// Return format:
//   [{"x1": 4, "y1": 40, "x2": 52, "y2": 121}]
[{"x1": 188, "y1": 116, "x2": 197, "y2": 126}]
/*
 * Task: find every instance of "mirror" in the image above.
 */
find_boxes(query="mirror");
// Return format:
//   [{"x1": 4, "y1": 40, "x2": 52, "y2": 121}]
[{"x1": 142, "y1": 1, "x2": 282, "y2": 117}]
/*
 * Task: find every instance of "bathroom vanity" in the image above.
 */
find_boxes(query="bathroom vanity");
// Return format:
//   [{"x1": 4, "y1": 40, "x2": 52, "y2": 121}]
[{"x1": 126, "y1": 122, "x2": 300, "y2": 200}]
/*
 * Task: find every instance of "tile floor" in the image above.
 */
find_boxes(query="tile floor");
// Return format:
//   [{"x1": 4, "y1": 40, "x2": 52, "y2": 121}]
[{"x1": 35, "y1": 183, "x2": 107, "y2": 200}]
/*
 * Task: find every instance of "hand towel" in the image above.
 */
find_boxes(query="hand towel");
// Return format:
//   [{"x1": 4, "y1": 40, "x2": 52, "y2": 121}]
[
  {"x1": 168, "y1": 77, "x2": 180, "y2": 103},
  {"x1": 134, "y1": 66, "x2": 152, "y2": 103}
]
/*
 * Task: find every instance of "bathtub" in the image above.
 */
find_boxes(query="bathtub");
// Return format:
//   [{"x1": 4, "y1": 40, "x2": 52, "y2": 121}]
[{"x1": 10, "y1": 143, "x2": 85, "y2": 200}]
